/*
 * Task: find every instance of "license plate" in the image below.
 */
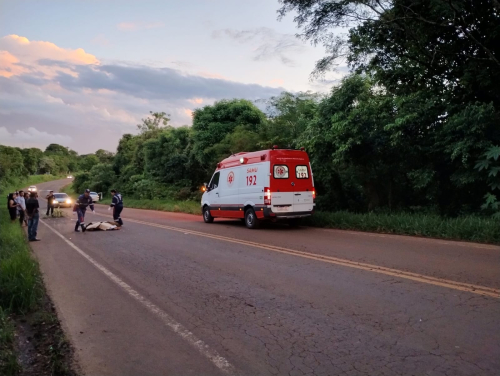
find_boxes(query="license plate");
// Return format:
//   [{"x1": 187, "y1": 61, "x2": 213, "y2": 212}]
[{"x1": 273, "y1": 206, "x2": 290, "y2": 212}]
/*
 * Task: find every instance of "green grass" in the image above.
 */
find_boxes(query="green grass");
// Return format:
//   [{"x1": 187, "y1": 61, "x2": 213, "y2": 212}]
[
  {"x1": 304, "y1": 210, "x2": 500, "y2": 244},
  {"x1": 99, "y1": 197, "x2": 201, "y2": 215},
  {"x1": 60, "y1": 182, "x2": 77, "y2": 200},
  {"x1": 0, "y1": 175, "x2": 59, "y2": 375},
  {"x1": 0, "y1": 174, "x2": 63, "y2": 193},
  {"x1": 0, "y1": 308, "x2": 20, "y2": 375}
]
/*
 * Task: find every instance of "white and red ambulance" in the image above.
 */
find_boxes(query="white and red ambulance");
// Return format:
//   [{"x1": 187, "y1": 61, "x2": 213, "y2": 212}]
[{"x1": 201, "y1": 146, "x2": 315, "y2": 228}]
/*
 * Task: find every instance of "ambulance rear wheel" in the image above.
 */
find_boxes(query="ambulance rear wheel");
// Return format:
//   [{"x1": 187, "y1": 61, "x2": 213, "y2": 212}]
[
  {"x1": 203, "y1": 206, "x2": 214, "y2": 223},
  {"x1": 245, "y1": 208, "x2": 260, "y2": 229}
]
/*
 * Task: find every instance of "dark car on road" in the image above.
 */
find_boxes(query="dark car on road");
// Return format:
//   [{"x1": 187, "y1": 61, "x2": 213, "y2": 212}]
[{"x1": 52, "y1": 193, "x2": 72, "y2": 208}]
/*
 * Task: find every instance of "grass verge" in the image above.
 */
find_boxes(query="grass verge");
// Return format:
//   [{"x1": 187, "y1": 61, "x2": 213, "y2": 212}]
[
  {"x1": 100, "y1": 197, "x2": 200, "y2": 215},
  {"x1": 0, "y1": 175, "x2": 75, "y2": 376},
  {"x1": 303, "y1": 211, "x2": 500, "y2": 244},
  {"x1": 63, "y1": 182, "x2": 500, "y2": 244}
]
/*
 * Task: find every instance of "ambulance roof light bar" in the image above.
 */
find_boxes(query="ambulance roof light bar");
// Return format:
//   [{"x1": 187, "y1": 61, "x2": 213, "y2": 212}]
[{"x1": 272, "y1": 145, "x2": 279, "y2": 149}]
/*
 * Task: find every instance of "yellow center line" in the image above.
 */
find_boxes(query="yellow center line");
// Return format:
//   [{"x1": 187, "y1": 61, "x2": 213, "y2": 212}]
[{"x1": 95, "y1": 213, "x2": 500, "y2": 298}]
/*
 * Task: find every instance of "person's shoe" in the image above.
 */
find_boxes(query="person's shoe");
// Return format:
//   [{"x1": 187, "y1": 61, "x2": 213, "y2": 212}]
[
  {"x1": 81, "y1": 224, "x2": 86, "y2": 233},
  {"x1": 74, "y1": 228, "x2": 80, "y2": 232},
  {"x1": 29, "y1": 238, "x2": 41, "y2": 242}
]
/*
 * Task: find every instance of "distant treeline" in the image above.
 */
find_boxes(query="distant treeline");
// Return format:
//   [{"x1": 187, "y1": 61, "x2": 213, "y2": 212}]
[
  {"x1": 70, "y1": 73, "x2": 497, "y2": 217},
  {"x1": 0, "y1": 143, "x2": 114, "y2": 189}
]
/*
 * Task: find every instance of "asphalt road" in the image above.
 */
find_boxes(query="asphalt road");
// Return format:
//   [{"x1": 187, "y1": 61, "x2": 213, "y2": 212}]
[{"x1": 28, "y1": 179, "x2": 500, "y2": 376}]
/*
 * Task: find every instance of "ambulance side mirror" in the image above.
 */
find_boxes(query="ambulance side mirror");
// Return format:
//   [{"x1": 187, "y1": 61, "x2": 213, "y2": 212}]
[{"x1": 204, "y1": 183, "x2": 210, "y2": 192}]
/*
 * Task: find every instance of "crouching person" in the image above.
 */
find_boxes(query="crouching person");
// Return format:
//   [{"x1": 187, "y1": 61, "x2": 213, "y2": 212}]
[
  {"x1": 109, "y1": 189, "x2": 124, "y2": 226},
  {"x1": 75, "y1": 189, "x2": 95, "y2": 232}
]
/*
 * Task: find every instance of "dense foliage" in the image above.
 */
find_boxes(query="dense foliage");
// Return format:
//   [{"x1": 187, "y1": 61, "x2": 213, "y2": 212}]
[
  {"x1": 0, "y1": 143, "x2": 115, "y2": 192},
  {"x1": 2, "y1": 1, "x2": 499, "y2": 218}
]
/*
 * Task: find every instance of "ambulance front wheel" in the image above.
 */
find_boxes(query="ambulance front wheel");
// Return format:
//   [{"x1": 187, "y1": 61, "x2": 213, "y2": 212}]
[
  {"x1": 245, "y1": 208, "x2": 260, "y2": 229},
  {"x1": 203, "y1": 206, "x2": 214, "y2": 223}
]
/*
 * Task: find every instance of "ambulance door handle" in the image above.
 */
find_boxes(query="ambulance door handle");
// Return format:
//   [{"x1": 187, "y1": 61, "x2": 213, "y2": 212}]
[{"x1": 295, "y1": 193, "x2": 301, "y2": 196}]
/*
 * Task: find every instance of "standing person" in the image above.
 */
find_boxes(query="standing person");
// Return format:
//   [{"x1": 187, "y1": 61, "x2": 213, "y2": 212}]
[
  {"x1": 7, "y1": 193, "x2": 18, "y2": 222},
  {"x1": 16, "y1": 190, "x2": 26, "y2": 226},
  {"x1": 75, "y1": 189, "x2": 95, "y2": 232},
  {"x1": 109, "y1": 189, "x2": 124, "y2": 226},
  {"x1": 23, "y1": 192, "x2": 29, "y2": 225},
  {"x1": 46, "y1": 190, "x2": 55, "y2": 216},
  {"x1": 26, "y1": 191, "x2": 41, "y2": 241}
]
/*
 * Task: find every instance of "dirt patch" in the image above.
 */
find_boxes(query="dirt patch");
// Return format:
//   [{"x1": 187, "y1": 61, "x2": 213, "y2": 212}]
[{"x1": 13, "y1": 295, "x2": 78, "y2": 376}]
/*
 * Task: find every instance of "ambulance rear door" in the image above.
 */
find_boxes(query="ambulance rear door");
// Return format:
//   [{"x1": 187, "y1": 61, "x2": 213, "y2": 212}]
[
  {"x1": 291, "y1": 163, "x2": 314, "y2": 213},
  {"x1": 270, "y1": 163, "x2": 294, "y2": 214}
]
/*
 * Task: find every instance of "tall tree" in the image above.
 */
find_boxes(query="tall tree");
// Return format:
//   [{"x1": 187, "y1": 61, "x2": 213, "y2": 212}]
[{"x1": 192, "y1": 99, "x2": 266, "y2": 173}]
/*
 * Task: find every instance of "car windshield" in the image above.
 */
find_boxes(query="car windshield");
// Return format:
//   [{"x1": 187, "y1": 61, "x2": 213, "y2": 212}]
[
  {"x1": 54, "y1": 194, "x2": 68, "y2": 199},
  {"x1": 90, "y1": 192, "x2": 97, "y2": 195}
]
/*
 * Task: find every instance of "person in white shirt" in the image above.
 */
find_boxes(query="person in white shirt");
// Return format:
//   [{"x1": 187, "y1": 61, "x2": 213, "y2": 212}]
[{"x1": 16, "y1": 189, "x2": 27, "y2": 226}]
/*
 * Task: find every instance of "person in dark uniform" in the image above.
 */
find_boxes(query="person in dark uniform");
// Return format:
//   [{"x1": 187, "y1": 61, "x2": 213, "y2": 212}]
[
  {"x1": 46, "y1": 190, "x2": 55, "y2": 216},
  {"x1": 75, "y1": 189, "x2": 95, "y2": 232},
  {"x1": 7, "y1": 193, "x2": 18, "y2": 221},
  {"x1": 109, "y1": 189, "x2": 124, "y2": 226},
  {"x1": 26, "y1": 191, "x2": 41, "y2": 241}
]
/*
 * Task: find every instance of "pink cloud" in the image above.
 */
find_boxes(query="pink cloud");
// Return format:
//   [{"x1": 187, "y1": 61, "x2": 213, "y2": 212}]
[
  {"x1": 197, "y1": 71, "x2": 226, "y2": 79},
  {"x1": 0, "y1": 51, "x2": 25, "y2": 77},
  {"x1": 269, "y1": 78, "x2": 284, "y2": 86},
  {"x1": 1, "y1": 35, "x2": 98, "y2": 65},
  {"x1": 0, "y1": 34, "x2": 99, "y2": 80}
]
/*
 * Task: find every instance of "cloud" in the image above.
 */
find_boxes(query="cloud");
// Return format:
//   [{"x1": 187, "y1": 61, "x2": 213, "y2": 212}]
[
  {"x1": 54, "y1": 63, "x2": 283, "y2": 101},
  {"x1": 1, "y1": 35, "x2": 98, "y2": 66},
  {"x1": 117, "y1": 22, "x2": 165, "y2": 31},
  {"x1": 0, "y1": 51, "x2": 25, "y2": 77},
  {"x1": 0, "y1": 34, "x2": 286, "y2": 153},
  {"x1": 0, "y1": 34, "x2": 98, "y2": 81},
  {"x1": 212, "y1": 27, "x2": 307, "y2": 66},
  {"x1": 269, "y1": 78, "x2": 284, "y2": 86},
  {"x1": 0, "y1": 126, "x2": 72, "y2": 147}
]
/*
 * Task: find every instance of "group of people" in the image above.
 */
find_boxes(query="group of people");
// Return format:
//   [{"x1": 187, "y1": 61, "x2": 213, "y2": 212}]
[
  {"x1": 7, "y1": 190, "x2": 41, "y2": 241},
  {"x1": 73, "y1": 189, "x2": 124, "y2": 232},
  {"x1": 6, "y1": 187, "x2": 124, "y2": 239}
]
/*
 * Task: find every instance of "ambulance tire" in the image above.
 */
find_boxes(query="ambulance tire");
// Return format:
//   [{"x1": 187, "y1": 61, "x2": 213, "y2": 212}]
[
  {"x1": 203, "y1": 206, "x2": 214, "y2": 223},
  {"x1": 244, "y1": 208, "x2": 260, "y2": 229}
]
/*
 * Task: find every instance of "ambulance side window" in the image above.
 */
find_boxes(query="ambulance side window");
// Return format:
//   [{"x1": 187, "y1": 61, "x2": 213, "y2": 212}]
[
  {"x1": 273, "y1": 165, "x2": 289, "y2": 179},
  {"x1": 296, "y1": 165, "x2": 309, "y2": 179},
  {"x1": 209, "y1": 172, "x2": 220, "y2": 190}
]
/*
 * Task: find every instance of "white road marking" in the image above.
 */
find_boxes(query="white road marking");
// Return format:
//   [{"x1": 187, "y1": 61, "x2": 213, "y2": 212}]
[{"x1": 39, "y1": 219, "x2": 236, "y2": 375}]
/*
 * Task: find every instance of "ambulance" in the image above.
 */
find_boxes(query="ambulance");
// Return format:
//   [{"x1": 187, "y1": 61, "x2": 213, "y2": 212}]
[{"x1": 201, "y1": 146, "x2": 315, "y2": 229}]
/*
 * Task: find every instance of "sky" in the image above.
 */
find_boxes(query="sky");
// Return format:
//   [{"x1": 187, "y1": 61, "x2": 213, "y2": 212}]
[{"x1": 0, "y1": 0, "x2": 346, "y2": 154}]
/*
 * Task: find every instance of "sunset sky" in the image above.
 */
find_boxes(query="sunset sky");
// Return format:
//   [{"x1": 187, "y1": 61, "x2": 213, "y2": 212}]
[{"x1": 0, "y1": 0, "x2": 345, "y2": 153}]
